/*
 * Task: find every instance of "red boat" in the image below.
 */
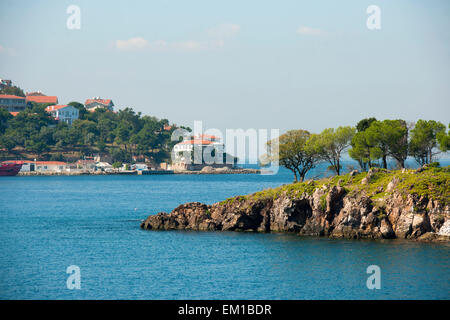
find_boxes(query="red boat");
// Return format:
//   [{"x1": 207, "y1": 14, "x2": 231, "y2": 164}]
[{"x1": 0, "y1": 161, "x2": 23, "y2": 176}]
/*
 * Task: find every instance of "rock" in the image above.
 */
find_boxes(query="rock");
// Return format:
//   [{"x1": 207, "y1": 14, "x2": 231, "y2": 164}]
[
  {"x1": 141, "y1": 175, "x2": 449, "y2": 242},
  {"x1": 438, "y1": 220, "x2": 450, "y2": 236},
  {"x1": 416, "y1": 165, "x2": 426, "y2": 173},
  {"x1": 386, "y1": 177, "x2": 399, "y2": 193},
  {"x1": 201, "y1": 166, "x2": 214, "y2": 173},
  {"x1": 417, "y1": 232, "x2": 450, "y2": 242},
  {"x1": 141, "y1": 202, "x2": 216, "y2": 231},
  {"x1": 326, "y1": 186, "x2": 346, "y2": 214},
  {"x1": 361, "y1": 177, "x2": 369, "y2": 185},
  {"x1": 380, "y1": 218, "x2": 395, "y2": 238},
  {"x1": 349, "y1": 170, "x2": 359, "y2": 177}
]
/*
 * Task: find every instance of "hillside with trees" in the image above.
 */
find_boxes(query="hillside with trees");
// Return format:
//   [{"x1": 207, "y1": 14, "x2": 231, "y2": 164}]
[{"x1": 0, "y1": 102, "x2": 187, "y2": 164}]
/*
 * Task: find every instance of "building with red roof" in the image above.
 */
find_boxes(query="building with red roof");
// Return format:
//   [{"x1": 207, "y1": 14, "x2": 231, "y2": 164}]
[
  {"x1": 84, "y1": 97, "x2": 114, "y2": 112},
  {"x1": 26, "y1": 95, "x2": 58, "y2": 105},
  {"x1": 0, "y1": 94, "x2": 27, "y2": 112},
  {"x1": 172, "y1": 133, "x2": 226, "y2": 170}
]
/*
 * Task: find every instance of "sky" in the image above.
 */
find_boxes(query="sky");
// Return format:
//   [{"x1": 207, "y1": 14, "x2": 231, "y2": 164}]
[{"x1": 1, "y1": 0, "x2": 449, "y2": 136}]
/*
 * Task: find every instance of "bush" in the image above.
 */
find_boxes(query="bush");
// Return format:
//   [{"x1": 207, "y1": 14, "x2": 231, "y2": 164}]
[
  {"x1": 112, "y1": 161, "x2": 122, "y2": 169},
  {"x1": 50, "y1": 153, "x2": 65, "y2": 161}
]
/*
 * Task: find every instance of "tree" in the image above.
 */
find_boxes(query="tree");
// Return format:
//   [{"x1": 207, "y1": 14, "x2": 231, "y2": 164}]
[
  {"x1": 266, "y1": 130, "x2": 320, "y2": 182},
  {"x1": 68, "y1": 101, "x2": 88, "y2": 120},
  {"x1": 114, "y1": 121, "x2": 133, "y2": 151},
  {"x1": 0, "y1": 85, "x2": 25, "y2": 97},
  {"x1": 0, "y1": 108, "x2": 12, "y2": 134},
  {"x1": 356, "y1": 117, "x2": 377, "y2": 132},
  {"x1": 349, "y1": 118, "x2": 380, "y2": 171},
  {"x1": 112, "y1": 161, "x2": 122, "y2": 169},
  {"x1": 307, "y1": 126, "x2": 355, "y2": 176},
  {"x1": 437, "y1": 124, "x2": 450, "y2": 152},
  {"x1": 0, "y1": 133, "x2": 16, "y2": 154},
  {"x1": 25, "y1": 138, "x2": 49, "y2": 159},
  {"x1": 409, "y1": 120, "x2": 446, "y2": 165},
  {"x1": 384, "y1": 119, "x2": 408, "y2": 168},
  {"x1": 349, "y1": 131, "x2": 381, "y2": 171},
  {"x1": 362, "y1": 120, "x2": 409, "y2": 169}
]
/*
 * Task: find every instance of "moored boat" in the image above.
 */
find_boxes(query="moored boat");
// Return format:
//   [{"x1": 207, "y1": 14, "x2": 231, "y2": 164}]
[{"x1": 0, "y1": 161, "x2": 23, "y2": 176}]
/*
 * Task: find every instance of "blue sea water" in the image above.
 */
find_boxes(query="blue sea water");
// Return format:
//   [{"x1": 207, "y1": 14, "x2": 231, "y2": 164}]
[{"x1": 0, "y1": 162, "x2": 449, "y2": 299}]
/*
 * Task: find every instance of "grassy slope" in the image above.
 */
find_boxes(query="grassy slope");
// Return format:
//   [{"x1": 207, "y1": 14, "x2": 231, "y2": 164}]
[{"x1": 220, "y1": 166, "x2": 450, "y2": 208}]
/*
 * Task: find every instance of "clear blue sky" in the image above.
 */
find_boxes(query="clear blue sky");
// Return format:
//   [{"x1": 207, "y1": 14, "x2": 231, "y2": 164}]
[{"x1": 1, "y1": 0, "x2": 449, "y2": 135}]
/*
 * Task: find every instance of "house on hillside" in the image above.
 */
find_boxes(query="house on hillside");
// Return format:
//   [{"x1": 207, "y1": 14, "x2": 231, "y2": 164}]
[
  {"x1": 0, "y1": 94, "x2": 27, "y2": 112},
  {"x1": 26, "y1": 93, "x2": 58, "y2": 105},
  {"x1": 84, "y1": 97, "x2": 114, "y2": 112},
  {"x1": 45, "y1": 105, "x2": 79, "y2": 125}
]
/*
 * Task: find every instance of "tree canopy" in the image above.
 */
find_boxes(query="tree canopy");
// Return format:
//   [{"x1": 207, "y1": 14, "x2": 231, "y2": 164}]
[
  {"x1": 409, "y1": 120, "x2": 446, "y2": 165},
  {"x1": 308, "y1": 126, "x2": 355, "y2": 175},
  {"x1": 266, "y1": 130, "x2": 319, "y2": 182},
  {"x1": 0, "y1": 85, "x2": 25, "y2": 97}
]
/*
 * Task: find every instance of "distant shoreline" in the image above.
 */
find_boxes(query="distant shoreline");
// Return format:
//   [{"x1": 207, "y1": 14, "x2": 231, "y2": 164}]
[{"x1": 16, "y1": 168, "x2": 262, "y2": 176}]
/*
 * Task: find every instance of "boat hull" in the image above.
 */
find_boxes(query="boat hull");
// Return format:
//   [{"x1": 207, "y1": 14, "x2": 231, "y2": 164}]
[{"x1": 0, "y1": 162, "x2": 23, "y2": 176}]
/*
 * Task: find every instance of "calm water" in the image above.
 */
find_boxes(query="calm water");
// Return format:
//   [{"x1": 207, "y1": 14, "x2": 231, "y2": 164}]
[{"x1": 0, "y1": 164, "x2": 449, "y2": 299}]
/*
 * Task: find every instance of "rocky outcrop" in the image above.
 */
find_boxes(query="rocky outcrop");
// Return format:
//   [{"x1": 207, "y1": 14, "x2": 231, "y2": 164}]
[{"x1": 141, "y1": 168, "x2": 450, "y2": 242}]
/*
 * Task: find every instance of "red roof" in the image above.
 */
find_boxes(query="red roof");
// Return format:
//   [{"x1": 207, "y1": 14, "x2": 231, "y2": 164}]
[
  {"x1": 85, "y1": 99, "x2": 113, "y2": 106},
  {"x1": 0, "y1": 94, "x2": 25, "y2": 100},
  {"x1": 45, "y1": 105, "x2": 68, "y2": 112},
  {"x1": 35, "y1": 161, "x2": 67, "y2": 165},
  {"x1": 26, "y1": 96, "x2": 58, "y2": 104},
  {"x1": 7, "y1": 160, "x2": 67, "y2": 165},
  {"x1": 77, "y1": 160, "x2": 96, "y2": 165},
  {"x1": 9, "y1": 112, "x2": 19, "y2": 116},
  {"x1": 179, "y1": 139, "x2": 214, "y2": 145},
  {"x1": 195, "y1": 134, "x2": 219, "y2": 140}
]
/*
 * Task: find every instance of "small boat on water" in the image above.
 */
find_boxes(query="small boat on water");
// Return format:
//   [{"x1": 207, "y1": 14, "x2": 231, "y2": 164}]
[{"x1": 0, "y1": 161, "x2": 23, "y2": 176}]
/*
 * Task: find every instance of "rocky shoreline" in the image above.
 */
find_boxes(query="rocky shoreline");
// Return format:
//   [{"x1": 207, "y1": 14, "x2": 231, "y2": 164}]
[
  {"x1": 174, "y1": 168, "x2": 262, "y2": 175},
  {"x1": 141, "y1": 166, "x2": 450, "y2": 242}
]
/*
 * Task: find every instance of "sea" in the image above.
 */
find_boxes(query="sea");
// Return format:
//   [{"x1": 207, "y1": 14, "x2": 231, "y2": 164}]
[{"x1": 0, "y1": 160, "x2": 449, "y2": 299}]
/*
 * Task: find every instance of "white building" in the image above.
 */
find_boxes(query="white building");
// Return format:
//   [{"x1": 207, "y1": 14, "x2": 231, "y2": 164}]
[
  {"x1": 20, "y1": 161, "x2": 68, "y2": 173},
  {"x1": 172, "y1": 134, "x2": 226, "y2": 169},
  {"x1": 173, "y1": 134, "x2": 224, "y2": 154},
  {"x1": 45, "y1": 105, "x2": 79, "y2": 125}
]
